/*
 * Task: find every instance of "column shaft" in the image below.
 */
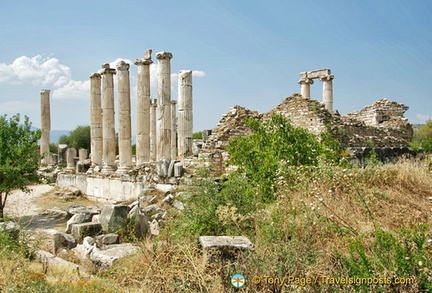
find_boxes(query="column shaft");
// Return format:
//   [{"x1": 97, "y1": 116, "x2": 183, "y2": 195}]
[
  {"x1": 135, "y1": 50, "x2": 153, "y2": 165},
  {"x1": 150, "y1": 99, "x2": 157, "y2": 161},
  {"x1": 321, "y1": 75, "x2": 334, "y2": 112},
  {"x1": 40, "y1": 89, "x2": 51, "y2": 164},
  {"x1": 90, "y1": 73, "x2": 102, "y2": 168},
  {"x1": 170, "y1": 101, "x2": 177, "y2": 160},
  {"x1": 156, "y1": 51, "x2": 173, "y2": 160},
  {"x1": 100, "y1": 64, "x2": 116, "y2": 173},
  {"x1": 117, "y1": 61, "x2": 132, "y2": 173},
  {"x1": 177, "y1": 70, "x2": 193, "y2": 159}
]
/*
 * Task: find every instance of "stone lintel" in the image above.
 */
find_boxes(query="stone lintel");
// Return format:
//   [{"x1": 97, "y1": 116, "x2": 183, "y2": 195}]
[
  {"x1": 100, "y1": 63, "x2": 116, "y2": 75},
  {"x1": 156, "y1": 51, "x2": 173, "y2": 60},
  {"x1": 116, "y1": 61, "x2": 130, "y2": 71},
  {"x1": 306, "y1": 69, "x2": 331, "y2": 79},
  {"x1": 90, "y1": 73, "x2": 101, "y2": 79}
]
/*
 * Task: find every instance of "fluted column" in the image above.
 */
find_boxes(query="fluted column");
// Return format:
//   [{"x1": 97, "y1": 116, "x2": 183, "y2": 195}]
[
  {"x1": 100, "y1": 63, "x2": 116, "y2": 173},
  {"x1": 177, "y1": 70, "x2": 193, "y2": 159},
  {"x1": 116, "y1": 61, "x2": 132, "y2": 173},
  {"x1": 170, "y1": 100, "x2": 177, "y2": 160},
  {"x1": 135, "y1": 49, "x2": 153, "y2": 165},
  {"x1": 40, "y1": 89, "x2": 51, "y2": 165},
  {"x1": 298, "y1": 78, "x2": 314, "y2": 99},
  {"x1": 150, "y1": 99, "x2": 157, "y2": 161},
  {"x1": 320, "y1": 75, "x2": 334, "y2": 111},
  {"x1": 89, "y1": 73, "x2": 102, "y2": 169},
  {"x1": 156, "y1": 51, "x2": 173, "y2": 160}
]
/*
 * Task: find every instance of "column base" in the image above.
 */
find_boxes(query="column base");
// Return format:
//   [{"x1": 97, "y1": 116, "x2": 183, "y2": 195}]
[
  {"x1": 101, "y1": 165, "x2": 115, "y2": 174},
  {"x1": 116, "y1": 166, "x2": 131, "y2": 174}
]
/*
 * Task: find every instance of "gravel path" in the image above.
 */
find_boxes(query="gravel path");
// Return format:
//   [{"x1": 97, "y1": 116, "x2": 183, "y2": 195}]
[{"x1": 4, "y1": 184, "x2": 57, "y2": 229}]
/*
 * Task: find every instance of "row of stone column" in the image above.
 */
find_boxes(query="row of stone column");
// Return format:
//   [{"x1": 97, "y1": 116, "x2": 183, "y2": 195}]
[{"x1": 89, "y1": 50, "x2": 193, "y2": 174}]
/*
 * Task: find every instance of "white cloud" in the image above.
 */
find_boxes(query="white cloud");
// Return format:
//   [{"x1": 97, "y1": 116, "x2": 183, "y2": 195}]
[
  {"x1": 0, "y1": 100, "x2": 39, "y2": 113},
  {"x1": 0, "y1": 55, "x2": 71, "y2": 86},
  {"x1": 192, "y1": 70, "x2": 206, "y2": 77},
  {"x1": 416, "y1": 113, "x2": 431, "y2": 123},
  {"x1": 52, "y1": 80, "x2": 90, "y2": 100}
]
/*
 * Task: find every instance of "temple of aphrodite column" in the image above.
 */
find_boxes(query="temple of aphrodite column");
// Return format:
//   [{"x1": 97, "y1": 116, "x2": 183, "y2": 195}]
[
  {"x1": 100, "y1": 63, "x2": 117, "y2": 173},
  {"x1": 177, "y1": 70, "x2": 193, "y2": 159},
  {"x1": 298, "y1": 69, "x2": 334, "y2": 112},
  {"x1": 156, "y1": 51, "x2": 174, "y2": 161},
  {"x1": 116, "y1": 61, "x2": 133, "y2": 173},
  {"x1": 89, "y1": 73, "x2": 102, "y2": 170},
  {"x1": 40, "y1": 89, "x2": 51, "y2": 165},
  {"x1": 134, "y1": 49, "x2": 153, "y2": 165}
]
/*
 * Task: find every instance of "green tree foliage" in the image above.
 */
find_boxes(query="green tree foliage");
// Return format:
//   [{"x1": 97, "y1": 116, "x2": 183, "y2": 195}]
[
  {"x1": 410, "y1": 120, "x2": 432, "y2": 152},
  {"x1": 59, "y1": 125, "x2": 90, "y2": 151},
  {"x1": 0, "y1": 114, "x2": 41, "y2": 218},
  {"x1": 192, "y1": 131, "x2": 203, "y2": 139},
  {"x1": 226, "y1": 114, "x2": 343, "y2": 201}
]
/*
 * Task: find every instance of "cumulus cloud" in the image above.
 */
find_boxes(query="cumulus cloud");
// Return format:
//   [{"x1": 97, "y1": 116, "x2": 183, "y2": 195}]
[
  {"x1": 0, "y1": 55, "x2": 71, "y2": 86},
  {"x1": 416, "y1": 113, "x2": 431, "y2": 122},
  {"x1": 52, "y1": 80, "x2": 90, "y2": 100},
  {"x1": 192, "y1": 70, "x2": 206, "y2": 77}
]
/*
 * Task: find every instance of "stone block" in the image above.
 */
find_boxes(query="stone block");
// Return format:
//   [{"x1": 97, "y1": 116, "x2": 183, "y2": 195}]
[
  {"x1": 71, "y1": 222, "x2": 102, "y2": 239},
  {"x1": 95, "y1": 233, "x2": 119, "y2": 247},
  {"x1": 65, "y1": 212, "x2": 93, "y2": 233},
  {"x1": 174, "y1": 162, "x2": 183, "y2": 177},
  {"x1": 199, "y1": 236, "x2": 253, "y2": 265},
  {"x1": 99, "y1": 204, "x2": 129, "y2": 233}
]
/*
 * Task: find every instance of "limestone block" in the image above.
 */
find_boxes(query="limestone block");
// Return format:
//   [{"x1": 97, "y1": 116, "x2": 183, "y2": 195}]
[
  {"x1": 66, "y1": 205, "x2": 100, "y2": 217},
  {"x1": 71, "y1": 222, "x2": 102, "y2": 239},
  {"x1": 199, "y1": 236, "x2": 254, "y2": 264},
  {"x1": 172, "y1": 200, "x2": 185, "y2": 210},
  {"x1": 95, "y1": 233, "x2": 119, "y2": 247},
  {"x1": 99, "y1": 204, "x2": 129, "y2": 233},
  {"x1": 65, "y1": 212, "x2": 93, "y2": 233},
  {"x1": 174, "y1": 162, "x2": 183, "y2": 177},
  {"x1": 36, "y1": 250, "x2": 80, "y2": 271},
  {"x1": 89, "y1": 243, "x2": 139, "y2": 270},
  {"x1": 132, "y1": 207, "x2": 149, "y2": 238},
  {"x1": 149, "y1": 219, "x2": 160, "y2": 236}
]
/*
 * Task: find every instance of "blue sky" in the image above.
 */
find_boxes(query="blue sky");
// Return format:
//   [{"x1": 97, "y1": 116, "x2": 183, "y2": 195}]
[{"x1": 1, "y1": 0, "x2": 431, "y2": 133}]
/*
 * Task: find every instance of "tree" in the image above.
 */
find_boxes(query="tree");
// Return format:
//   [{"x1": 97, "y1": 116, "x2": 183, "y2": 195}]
[
  {"x1": 59, "y1": 125, "x2": 90, "y2": 151},
  {"x1": 0, "y1": 114, "x2": 41, "y2": 219},
  {"x1": 411, "y1": 120, "x2": 432, "y2": 153}
]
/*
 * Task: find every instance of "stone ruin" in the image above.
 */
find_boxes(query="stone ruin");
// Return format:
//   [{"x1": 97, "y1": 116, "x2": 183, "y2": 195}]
[
  {"x1": 39, "y1": 66, "x2": 415, "y2": 199},
  {"x1": 200, "y1": 69, "x2": 414, "y2": 166}
]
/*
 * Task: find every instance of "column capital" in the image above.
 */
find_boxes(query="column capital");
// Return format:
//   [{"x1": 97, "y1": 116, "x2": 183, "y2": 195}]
[
  {"x1": 116, "y1": 61, "x2": 130, "y2": 71},
  {"x1": 135, "y1": 49, "x2": 153, "y2": 66},
  {"x1": 170, "y1": 100, "x2": 177, "y2": 105},
  {"x1": 320, "y1": 75, "x2": 334, "y2": 82},
  {"x1": 90, "y1": 73, "x2": 101, "y2": 79},
  {"x1": 40, "y1": 89, "x2": 50, "y2": 94},
  {"x1": 100, "y1": 63, "x2": 116, "y2": 75},
  {"x1": 298, "y1": 78, "x2": 314, "y2": 85},
  {"x1": 156, "y1": 51, "x2": 173, "y2": 60}
]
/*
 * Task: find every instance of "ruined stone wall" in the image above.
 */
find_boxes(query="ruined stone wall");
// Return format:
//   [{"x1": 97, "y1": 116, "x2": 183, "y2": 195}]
[
  {"x1": 203, "y1": 95, "x2": 413, "y2": 153},
  {"x1": 203, "y1": 105, "x2": 263, "y2": 150}
]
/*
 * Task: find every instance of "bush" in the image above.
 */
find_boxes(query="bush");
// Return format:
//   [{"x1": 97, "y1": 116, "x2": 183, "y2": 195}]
[{"x1": 411, "y1": 120, "x2": 432, "y2": 153}]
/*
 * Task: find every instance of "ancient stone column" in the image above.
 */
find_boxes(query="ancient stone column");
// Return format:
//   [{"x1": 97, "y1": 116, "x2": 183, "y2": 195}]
[
  {"x1": 298, "y1": 77, "x2": 313, "y2": 99},
  {"x1": 177, "y1": 70, "x2": 193, "y2": 159},
  {"x1": 150, "y1": 99, "x2": 157, "y2": 161},
  {"x1": 134, "y1": 49, "x2": 153, "y2": 165},
  {"x1": 89, "y1": 73, "x2": 103, "y2": 170},
  {"x1": 170, "y1": 100, "x2": 177, "y2": 160},
  {"x1": 100, "y1": 63, "x2": 116, "y2": 173},
  {"x1": 321, "y1": 75, "x2": 334, "y2": 112},
  {"x1": 65, "y1": 148, "x2": 76, "y2": 173},
  {"x1": 40, "y1": 89, "x2": 51, "y2": 165},
  {"x1": 116, "y1": 61, "x2": 132, "y2": 173},
  {"x1": 156, "y1": 51, "x2": 173, "y2": 160}
]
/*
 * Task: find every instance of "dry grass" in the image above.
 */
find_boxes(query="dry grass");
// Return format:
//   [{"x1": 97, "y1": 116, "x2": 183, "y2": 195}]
[{"x1": 1, "y1": 159, "x2": 431, "y2": 292}]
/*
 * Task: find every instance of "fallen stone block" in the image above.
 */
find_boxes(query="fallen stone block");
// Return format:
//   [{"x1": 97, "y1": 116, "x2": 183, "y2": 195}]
[
  {"x1": 89, "y1": 243, "x2": 139, "y2": 270},
  {"x1": 95, "y1": 233, "x2": 119, "y2": 247},
  {"x1": 199, "y1": 236, "x2": 254, "y2": 265},
  {"x1": 65, "y1": 212, "x2": 93, "y2": 233},
  {"x1": 66, "y1": 205, "x2": 101, "y2": 217},
  {"x1": 99, "y1": 204, "x2": 128, "y2": 233},
  {"x1": 71, "y1": 222, "x2": 102, "y2": 239}
]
